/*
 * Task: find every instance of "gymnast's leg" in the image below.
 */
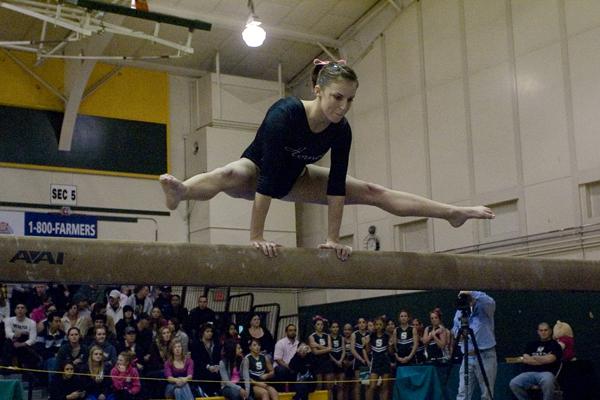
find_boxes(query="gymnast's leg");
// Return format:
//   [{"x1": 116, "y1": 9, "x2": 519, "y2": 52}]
[
  {"x1": 159, "y1": 158, "x2": 258, "y2": 210},
  {"x1": 283, "y1": 165, "x2": 494, "y2": 227}
]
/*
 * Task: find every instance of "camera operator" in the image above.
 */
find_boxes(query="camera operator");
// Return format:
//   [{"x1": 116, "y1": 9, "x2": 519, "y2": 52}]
[{"x1": 451, "y1": 291, "x2": 497, "y2": 400}]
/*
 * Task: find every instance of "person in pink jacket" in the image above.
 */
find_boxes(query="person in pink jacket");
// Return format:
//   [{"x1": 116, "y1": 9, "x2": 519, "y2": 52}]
[{"x1": 111, "y1": 351, "x2": 141, "y2": 399}]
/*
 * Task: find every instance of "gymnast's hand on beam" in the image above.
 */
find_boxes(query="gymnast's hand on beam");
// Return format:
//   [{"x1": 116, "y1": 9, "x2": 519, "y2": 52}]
[
  {"x1": 252, "y1": 239, "x2": 282, "y2": 257},
  {"x1": 319, "y1": 240, "x2": 352, "y2": 261}
]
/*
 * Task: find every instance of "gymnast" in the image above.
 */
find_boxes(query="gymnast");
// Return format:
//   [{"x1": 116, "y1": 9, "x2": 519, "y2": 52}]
[{"x1": 160, "y1": 59, "x2": 494, "y2": 261}]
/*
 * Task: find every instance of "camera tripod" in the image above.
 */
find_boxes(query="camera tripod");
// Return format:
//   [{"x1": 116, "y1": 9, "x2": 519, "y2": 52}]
[{"x1": 457, "y1": 310, "x2": 495, "y2": 400}]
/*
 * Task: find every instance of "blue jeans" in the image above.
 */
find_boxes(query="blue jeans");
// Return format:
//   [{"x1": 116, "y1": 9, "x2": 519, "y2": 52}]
[
  {"x1": 456, "y1": 348, "x2": 497, "y2": 400},
  {"x1": 165, "y1": 382, "x2": 195, "y2": 400},
  {"x1": 510, "y1": 371, "x2": 556, "y2": 400}
]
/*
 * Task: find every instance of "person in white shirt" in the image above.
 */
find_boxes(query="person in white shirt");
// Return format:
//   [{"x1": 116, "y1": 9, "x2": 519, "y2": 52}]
[
  {"x1": 4, "y1": 303, "x2": 41, "y2": 368},
  {"x1": 273, "y1": 324, "x2": 300, "y2": 391},
  {"x1": 106, "y1": 290, "x2": 125, "y2": 325}
]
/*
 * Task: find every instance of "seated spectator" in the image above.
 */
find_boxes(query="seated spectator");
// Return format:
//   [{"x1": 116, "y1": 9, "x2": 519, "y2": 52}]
[
  {"x1": 35, "y1": 311, "x2": 65, "y2": 383},
  {"x1": 149, "y1": 306, "x2": 169, "y2": 339},
  {"x1": 144, "y1": 325, "x2": 172, "y2": 398},
  {"x1": 56, "y1": 327, "x2": 88, "y2": 373},
  {"x1": 191, "y1": 323, "x2": 222, "y2": 396},
  {"x1": 153, "y1": 286, "x2": 172, "y2": 318},
  {"x1": 48, "y1": 362, "x2": 86, "y2": 400},
  {"x1": 80, "y1": 345, "x2": 113, "y2": 400},
  {"x1": 289, "y1": 343, "x2": 318, "y2": 400},
  {"x1": 273, "y1": 323, "x2": 299, "y2": 391},
  {"x1": 243, "y1": 339, "x2": 278, "y2": 400},
  {"x1": 106, "y1": 290, "x2": 125, "y2": 326},
  {"x1": 165, "y1": 339, "x2": 195, "y2": 400},
  {"x1": 26, "y1": 284, "x2": 49, "y2": 313},
  {"x1": 186, "y1": 295, "x2": 215, "y2": 340},
  {"x1": 168, "y1": 318, "x2": 189, "y2": 355},
  {"x1": 116, "y1": 327, "x2": 147, "y2": 373},
  {"x1": 240, "y1": 314, "x2": 275, "y2": 357},
  {"x1": 220, "y1": 339, "x2": 250, "y2": 400},
  {"x1": 0, "y1": 283, "x2": 10, "y2": 324},
  {"x1": 111, "y1": 351, "x2": 142, "y2": 400},
  {"x1": 73, "y1": 285, "x2": 106, "y2": 310},
  {"x1": 166, "y1": 294, "x2": 188, "y2": 327},
  {"x1": 35, "y1": 301, "x2": 59, "y2": 333},
  {"x1": 126, "y1": 286, "x2": 153, "y2": 319},
  {"x1": 85, "y1": 314, "x2": 116, "y2": 346},
  {"x1": 509, "y1": 322, "x2": 563, "y2": 400},
  {"x1": 4, "y1": 303, "x2": 42, "y2": 369},
  {"x1": 221, "y1": 323, "x2": 241, "y2": 345},
  {"x1": 135, "y1": 313, "x2": 153, "y2": 357},
  {"x1": 90, "y1": 302, "x2": 117, "y2": 336},
  {"x1": 115, "y1": 306, "x2": 136, "y2": 342},
  {"x1": 62, "y1": 302, "x2": 92, "y2": 338},
  {"x1": 552, "y1": 320, "x2": 575, "y2": 362},
  {"x1": 89, "y1": 326, "x2": 118, "y2": 369}
]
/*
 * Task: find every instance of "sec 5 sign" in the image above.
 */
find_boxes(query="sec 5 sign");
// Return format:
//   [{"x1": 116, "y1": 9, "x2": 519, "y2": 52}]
[{"x1": 50, "y1": 184, "x2": 77, "y2": 206}]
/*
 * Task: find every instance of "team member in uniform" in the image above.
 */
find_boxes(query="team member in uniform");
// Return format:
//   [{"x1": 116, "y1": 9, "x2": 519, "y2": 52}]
[
  {"x1": 160, "y1": 61, "x2": 495, "y2": 261},
  {"x1": 393, "y1": 310, "x2": 418, "y2": 366},
  {"x1": 412, "y1": 318, "x2": 426, "y2": 364},
  {"x1": 243, "y1": 339, "x2": 278, "y2": 400},
  {"x1": 329, "y1": 321, "x2": 346, "y2": 400},
  {"x1": 308, "y1": 316, "x2": 334, "y2": 393},
  {"x1": 365, "y1": 317, "x2": 392, "y2": 400},
  {"x1": 423, "y1": 308, "x2": 450, "y2": 363},
  {"x1": 350, "y1": 318, "x2": 370, "y2": 400},
  {"x1": 342, "y1": 323, "x2": 355, "y2": 400}
]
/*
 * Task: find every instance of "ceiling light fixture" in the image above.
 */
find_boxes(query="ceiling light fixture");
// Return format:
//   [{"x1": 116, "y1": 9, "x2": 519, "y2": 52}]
[{"x1": 242, "y1": 0, "x2": 266, "y2": 47}]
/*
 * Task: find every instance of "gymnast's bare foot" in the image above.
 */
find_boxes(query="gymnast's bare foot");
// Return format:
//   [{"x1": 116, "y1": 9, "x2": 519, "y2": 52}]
[
  {"x1": 159, "y1": 174, "x2": 187, "y2": 210},
  {"x1": 448, "y1": 206, "x2": 495, "y2": 228}
]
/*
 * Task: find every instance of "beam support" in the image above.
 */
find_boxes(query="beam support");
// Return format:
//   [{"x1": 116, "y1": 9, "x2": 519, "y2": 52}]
[{"x1": 0, "y1": 236, "x2": 599, "y2": 291}]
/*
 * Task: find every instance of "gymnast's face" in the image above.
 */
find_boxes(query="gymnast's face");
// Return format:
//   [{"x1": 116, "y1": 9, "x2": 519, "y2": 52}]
[{"x1": 315, "y1": 79, "x2": 357, "y2": 124}]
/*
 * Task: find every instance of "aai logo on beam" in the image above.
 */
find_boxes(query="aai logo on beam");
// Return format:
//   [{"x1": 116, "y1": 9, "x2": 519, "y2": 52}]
[{"x1": 10, "y1": 250, "x2": 65, "y2": 265}]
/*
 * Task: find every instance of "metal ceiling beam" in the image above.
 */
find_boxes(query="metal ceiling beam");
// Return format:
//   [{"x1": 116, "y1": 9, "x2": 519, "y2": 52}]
[{"x1": 148, "y1": 4, "x2": 343, "y2": 49}]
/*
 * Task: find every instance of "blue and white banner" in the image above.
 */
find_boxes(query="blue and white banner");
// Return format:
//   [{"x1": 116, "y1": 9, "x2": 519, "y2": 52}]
[{"x1": 24, "y1": 212, "x2": 97, "y2": 239}]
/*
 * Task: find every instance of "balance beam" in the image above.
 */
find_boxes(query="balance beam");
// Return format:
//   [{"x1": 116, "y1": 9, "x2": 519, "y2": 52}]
[{"x1": 0, "y1": 236, "x2": 598, "y2": 290}]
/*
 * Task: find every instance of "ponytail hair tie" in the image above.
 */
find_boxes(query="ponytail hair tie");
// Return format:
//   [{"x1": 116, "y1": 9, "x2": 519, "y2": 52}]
[{"x1": 313, "y1": 58, "x2": 347, "y2": 66}]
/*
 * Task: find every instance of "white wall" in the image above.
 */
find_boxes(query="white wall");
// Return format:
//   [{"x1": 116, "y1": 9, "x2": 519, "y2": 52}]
[{"x1": 294, "y1": 0, "x2": 600, "y2": 306}]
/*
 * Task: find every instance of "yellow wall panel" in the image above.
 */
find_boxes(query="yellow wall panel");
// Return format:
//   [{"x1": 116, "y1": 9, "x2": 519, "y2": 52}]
[{"x1": 0, "y1": 51, "x2": 64, "y2": 111}]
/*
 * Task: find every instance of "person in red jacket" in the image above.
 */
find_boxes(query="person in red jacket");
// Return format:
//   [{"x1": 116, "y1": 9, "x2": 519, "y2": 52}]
[{"x1": 111, "y1": 351, "x2": 141, "y2": 400}]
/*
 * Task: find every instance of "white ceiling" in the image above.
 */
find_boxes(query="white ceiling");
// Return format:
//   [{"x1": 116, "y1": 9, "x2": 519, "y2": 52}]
[{"x1": 0, "y1": 0, "x2": 382, "y2": 82}]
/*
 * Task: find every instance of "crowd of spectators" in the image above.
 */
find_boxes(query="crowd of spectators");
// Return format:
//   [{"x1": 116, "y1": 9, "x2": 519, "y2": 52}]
[{"x1": 0, "y1": 284, "x2": 581, "y2": 400}]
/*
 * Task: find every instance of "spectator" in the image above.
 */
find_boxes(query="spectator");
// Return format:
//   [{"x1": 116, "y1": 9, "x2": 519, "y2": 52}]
[
  {"x1": 111, "y1": 351, "x2": 142, "y2": 400},
  {"x1": 510, "y1": 322, "x2": 563, "y2": 400},
  {"x1": 452, "y1": 291, "x2": 497, "y2": 400},
  {"x1": 126, "y1": 286, "x2": 153, "y2": 320},
  {"x1": 90, "y1": 326, "x2": 117, "y2": 369},
  {"x1": 423, "y1": 308, "x2": 450, "y2": 363},
  {"x1": 48, "y1": 362, "x2": 86, "y2": 400},
  {"x1": 134, "y1": 313, "x2": 153, "y2": 357},
  {"x1": 393, "y1": 310, "x2": 418, "y2": 367},
  {"x1": 243, "y1": 339, "x2": 278, "y2": 400},
  {"x1": 187, "y1": 295, "x2": 215, "y2": 340},
  {"x1": 220, "y1": 339, "x2": 250, "y2": 400},
  {"x1": 167, "y1": 294, "x2": 189, "y2": 327},
  {"x1": 0, "y1": 321, "x2": 14, "y2": 374},
  {"x1": 165, "y1": 339, "x2": 195, "y2": 400},
  {"x1": 106, "y1": 290, "x2": 125, "y2": 326},
  {"x1": 289, "y1": 343, "x2": 318, "y2": 400},
  {"x1": 411, "y1": 318, "x2": 426, "y2": 364},
  {"x1": 85, "y1": 314, "x2": 116, "y2": 346},
  {"x1": 62, "y1": 302, "x2": 92, "y2": 337},
  {"x1": 328, "y1": 321, "x2": 345, "y2": 400},
  {"x1": 35, "y1": 311, "x2": 65, "y2": 383},
  {"x1": 56, "y1": 327, "x2": 88, "y2": 373},
  {"x1": 221, "y1": 323, "x2": 241, "y2": 345},
  {"x1": 149, "y1": 306, "x2": 168, "y2": 339},
  {"x1": 115, "y1": 306, "x2": 136, "y2": 342},
  {"x1": 0, "y1": 283, "x2": 11, "y2": 323},
  {"x1": 341, "y1": 323, "x2": 355, "y2": 399},
  {"x1": 365, "y1": 316, "x2": 392, "y2": 400},
  {"x1": 273, "y1": 323, "x2": 299, "y2": 390},
  {"x1": 73, "y1": 285, "x2": 106, "y2": 309},
  {"x1": 168, "y1": 318, "x2": 189, "y2": 355},
  {"x1": 116, "y1": 327, "x2": 147, "y2": 373},
  {"x1": 240, "y1": 314, "x2": 275, "y2": 357},
  {"x1": 308, "y1": 316, "x2": 334, "y2": 393},
  {"x1": 80, "y1": 345, "x2": 112, "y2": 400},
  {"x1": 350, "y1": 317, "x2": 369, "y2": 400},
  {"x1": 191, "y1": 323, "x2": 222, "y2": 396},
  {"x1": 153, "y1": 286, "x2": 172, "y2": 317},
  {"x1": 4, "y1": 303, "x2": 41, "y2": 369},
  {"x1": 145, "y1": 325, "x2": 172, "y2": 398}
]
